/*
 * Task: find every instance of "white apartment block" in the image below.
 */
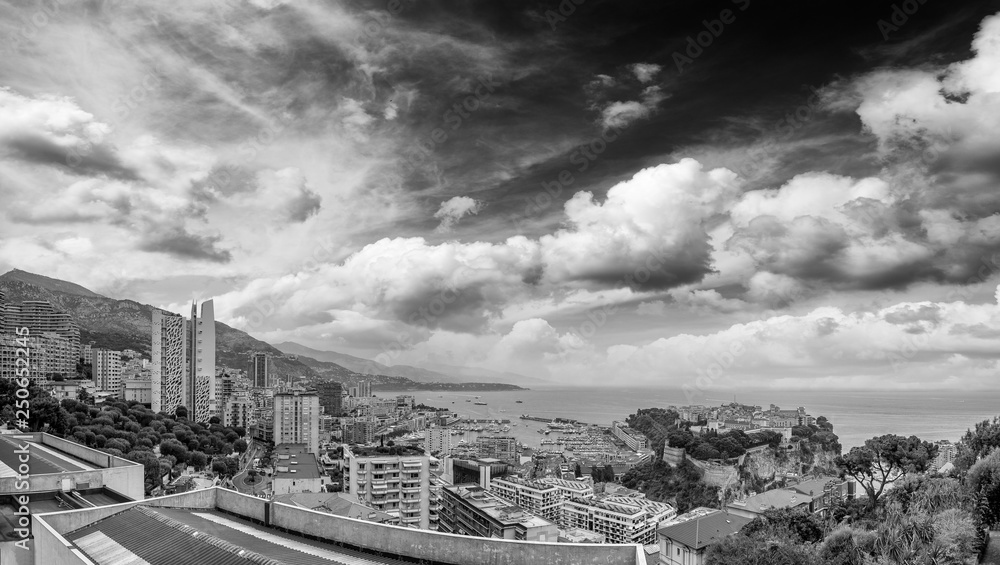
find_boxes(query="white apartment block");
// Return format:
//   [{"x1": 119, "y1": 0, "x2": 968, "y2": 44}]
[
  {"x1": 424, "y1": 427, "x2": 452, "y2": 456},
  {"x1": 611, "y1": 421, "x2": 648, "y2": 451},
  {"x1": 273, "y1": 390, "x2": 320, "y2": 455},
  {"x1": 561, "y1": 496, "x2": 676, "y2": 545},
  {"x1": 93, "y1": 348, "x2": 123, "y2": 395},
  {"x1": 342, "y1": 446, "x2": 431, "y2": 529}
]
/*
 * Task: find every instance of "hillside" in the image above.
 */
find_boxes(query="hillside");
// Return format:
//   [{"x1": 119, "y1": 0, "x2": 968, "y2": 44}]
[{"x1": 0, "y1": 269, "x2": 524, "y2": 390}]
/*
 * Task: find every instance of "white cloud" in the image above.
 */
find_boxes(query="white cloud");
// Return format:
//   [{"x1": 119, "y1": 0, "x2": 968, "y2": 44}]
[
  {"x1": 434, "y1": 196, "x2": 484, "y2": 232},
  {"x1": 630, "y1": 63, "x2": 662, "y2": 83}
]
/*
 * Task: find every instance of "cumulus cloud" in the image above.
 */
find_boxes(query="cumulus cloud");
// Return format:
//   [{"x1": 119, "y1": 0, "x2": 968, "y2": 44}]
[
  {"x1": 540, "y1": 158, "x2": 739, "y2": 289},
  {"x1": 434, "y1": 196, "x2": 484, "y2": 232},
  {"x1": 0, "y1": 88, "x2": 135, "y2": 178}
]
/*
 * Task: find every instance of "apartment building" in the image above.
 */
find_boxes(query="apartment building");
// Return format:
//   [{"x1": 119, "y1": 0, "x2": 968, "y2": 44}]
[
  {"x1": 611, "y1": 421, "x2": 648, "y2": 451},
  {"x1": 92, "y1": 348, "x2": 123, "y2": 395},
  {"x1": 0, "y1": 331, "x2": 76, "y2": 380},
  {"x1": 273, "y1": 389, "x2": 320, "y2": 454},
  {"x1": 476, "y1": 435, "x2": 518, "y2": 462},
  {"x1": 490, "y1": 477, "x2": 563, "y2": 523},
  {"x1": 438, "y1": 484, "x2": 558, "y2": 542},
  {"x1": 425, "y1": 427, "x2": 452, "y2": 455},
  {"x1": 342, "y1": 445, "x2": 431, "y2": 529},
  {"x1": 561, "y1": 495, "x2": 675, "y2": 545}
]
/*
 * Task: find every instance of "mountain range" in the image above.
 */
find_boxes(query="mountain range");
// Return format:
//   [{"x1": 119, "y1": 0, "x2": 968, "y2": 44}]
[{"x1": 0, "y1": 269, "x2": 528, "y2": 390}]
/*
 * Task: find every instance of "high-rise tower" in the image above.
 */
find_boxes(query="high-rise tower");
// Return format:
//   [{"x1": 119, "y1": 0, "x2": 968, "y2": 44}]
[{"x1": 151, "y1": 300, "x2": 216, "y2": 422}]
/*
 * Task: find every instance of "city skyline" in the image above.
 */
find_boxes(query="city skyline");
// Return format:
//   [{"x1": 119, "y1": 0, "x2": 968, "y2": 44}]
[{"x1": 3, "y1": 1, "x2": 1000, "y2": 390}]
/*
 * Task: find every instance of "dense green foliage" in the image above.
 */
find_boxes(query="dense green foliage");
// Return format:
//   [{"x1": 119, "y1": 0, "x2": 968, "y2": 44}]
[
  {"x1": 620, "y1": 459, "x2": 719, "y2": 513},
  {"x1": 835, "y1": 434, "x2": 936, "y2": 508},
  {"x1": 625, "y1": 407, "x2": 678, "y2": 457},
  {"x1": 0, "y1": 383, "x2": 246, "y2": 495}
]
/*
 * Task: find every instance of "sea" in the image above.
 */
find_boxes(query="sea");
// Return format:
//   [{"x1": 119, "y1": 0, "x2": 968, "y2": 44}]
[{"x1": 374, "y1": 388, "x2": 1000, "y2": 451}]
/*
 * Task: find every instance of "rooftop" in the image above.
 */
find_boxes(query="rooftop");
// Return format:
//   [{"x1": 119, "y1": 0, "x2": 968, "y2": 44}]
[
  {"x1": 347, "y1": 445, "x2": 427, "y2": 458},
  {"x1": 33, "y1": 487, "x2": 648, "y2": 565},
  {"x1": 728, "y1": 488, "x2": 813, "y2": 514},
  {"x1": 65, "y1": 505, "x2": 409, "y2": 565},
  {"x1": 273, "y1": 492, "x2": 395, "y2": 523},
  {"x1": 0, "y1": 433, "x2": 91, "y2": 476},
  {"x1": 656, "y1": 509, "x2": 752, "y2": 550}
]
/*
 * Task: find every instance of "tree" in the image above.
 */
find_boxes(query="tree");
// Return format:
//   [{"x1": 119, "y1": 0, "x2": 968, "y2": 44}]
[
  {"x1": 212, "y1": 460, "x2": 228, "y2": 476},
  {"x1": 127, "y1": 450, "x2": 163, "y2": 495},
  {"x1": 175, "y1": 405, "x2": 188, "y2": 420},
  {"x1": 967, "y1": 448, "x2": 1000, "y2": 528},
  {"x1": 189, "y1": 451, "x2": 208, "y2": 470},
  {"x1": 836, "y1": 434, "x2": 936, "y2": 508}
]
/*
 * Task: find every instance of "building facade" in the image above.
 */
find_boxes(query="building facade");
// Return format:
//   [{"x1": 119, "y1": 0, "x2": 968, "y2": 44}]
[
  {"x1": 248, "y1": 351, "x2": 270, "y2": 388},
  {"x1": 425, "y1": 427, "x2": 452, "y2": 455},
  {"x1": 611, "y1": 421, "x2": 648, "y2": 451},
  {"x1": 151, "y1": 301, "x2": 216, "y2": 422},
  {"x1": 273, "y1": 389, "x2": 320, "y2": 454},
  {"x1": 317, "y1": 380, "x2": 343, "y2": 417},
  {"x1": 342, "y1": 446, "x2": 431, "y2": 529},
  {"x1": 438, "y1": 484, "x2": 558, "y2": 542},
  {"x1": 92, "y1": 348, "x2": 123, "y2": 395}
]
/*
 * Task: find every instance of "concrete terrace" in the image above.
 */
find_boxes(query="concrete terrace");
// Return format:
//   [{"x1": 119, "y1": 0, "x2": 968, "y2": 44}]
[
  {"x1": 33, "y1": 487, "x2": 650, "y2": 565},
  {"x1": 0, "y1": 434, "x2": 90, "y2": 477}
]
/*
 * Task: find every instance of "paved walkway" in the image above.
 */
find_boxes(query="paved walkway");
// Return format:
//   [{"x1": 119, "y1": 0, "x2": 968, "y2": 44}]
[{"x1": 985, "y1": 532, "x2": 1000, "y2": 564}]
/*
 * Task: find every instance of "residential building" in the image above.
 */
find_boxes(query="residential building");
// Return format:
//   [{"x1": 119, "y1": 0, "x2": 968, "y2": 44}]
[
  {"x1": 0, "y1": 331, "x2": 76, "y2": 380},
  {"x1": 343, "y1": 418, "x2": 376, "y2": 445},
  {"x1": 224, "y1": 392, "x2": 252, "y2": 430},
  {"x1": 92, "y1": 348, "x2": 123, "y2": 395},
  {"x1": 0, "y1": 297, "x2": 80, "y2": 360},
  {"x1": 477, "y1": 435, "x2": 518, "y2": 462},
  {"x1": 657, "y1": 507, "x2": 752, "y2": 565},
  {"x1": 611, "y1": 421, "x2": 648, "y2": 451},
  {"x1": 358, "y1": 380, "x2": 371, "y2": 398},
  {"x1": 425, "y1": 426, "x2": 452, "y2": 456},
  {"x1": 490, "y1": 477, "x2": 562, "y2": 523},
  {"x1": 270, "y1": 443, "x2": 330, "y2": 495},
  {"x1": 122, "y1": 377, "x2": 152, "y2": 404},
  {"x1": 81, "y1": 343, "x2": 93, "y2": 365},
  {"x1": 933, "y1": 440, "x2": 957, "y2": 471},
  {"x1": 150, "y1": 300, "x2": 216, "y2": 422},
  {"x1": 561, "y1": 495, "x2": 675, "y2": 545},
  {"x1": 438, "y1": 484, "x2": 558, "y2": 542},
  {"x1": 342, "y1": 445, "x2": 431, "y2": 529},
  {"x1": 317, "y1": 380, "x2": 343, "y2": 417},
  {"x1": 248, "y1": 351, "x2": 270, "y2": 388},
  {"x1": 273, "y1": 389, "x2": 320, "y2": 454}
]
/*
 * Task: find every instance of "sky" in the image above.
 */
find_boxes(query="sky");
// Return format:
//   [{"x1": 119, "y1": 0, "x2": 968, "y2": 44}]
[{"x1": 3, "y1": 0, "x2": 1000, "y2": 392}]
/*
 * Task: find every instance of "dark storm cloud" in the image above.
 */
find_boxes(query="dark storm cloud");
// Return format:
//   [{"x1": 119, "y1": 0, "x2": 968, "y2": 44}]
[
  {"x1": 139, "y1": 227, "x2": 232, "y2": 263},
  {"x1": 3, "y1": 135, "x2": 139, "y2": 180}
]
